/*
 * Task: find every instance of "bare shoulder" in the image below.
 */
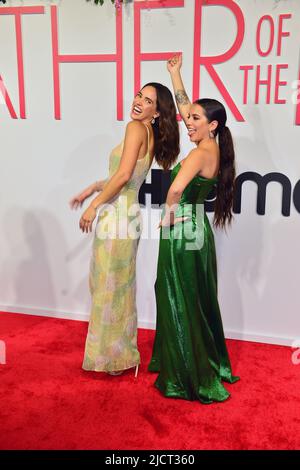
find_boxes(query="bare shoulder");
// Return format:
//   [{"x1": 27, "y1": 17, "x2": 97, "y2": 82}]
[
  {"x1": 183, "y1": 147, "x2": 210, "y2": 164},
  {"x1": 199, "y1": 139, "x2": 219, "y2": 156},
  {"x1": 125, "y1": 120, "x2": 147, "y2": 136},
  {"x1": 178, "y1": 147, "x2": 214, "y2": 175},
  {"x1": 123, "y1": 121, "x2": 147, "y2": 149}
]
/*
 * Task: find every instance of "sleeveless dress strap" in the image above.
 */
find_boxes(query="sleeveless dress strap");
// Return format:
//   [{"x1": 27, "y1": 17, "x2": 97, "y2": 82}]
[{"x1": 142, "y1": 122, "x2": 150, "y2": 155}]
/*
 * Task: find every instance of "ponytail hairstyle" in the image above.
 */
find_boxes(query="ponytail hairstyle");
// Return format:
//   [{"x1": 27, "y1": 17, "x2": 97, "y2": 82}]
[
  {"x1": 142, "y1": 82, "x2": 180, "y2": 171},
  {"x1": 194, "y1": 98, "x2": 236, "y2": 230}
]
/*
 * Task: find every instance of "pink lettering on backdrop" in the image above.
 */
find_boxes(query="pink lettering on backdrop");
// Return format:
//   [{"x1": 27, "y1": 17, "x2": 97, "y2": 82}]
[
  {"x1": 275, "y1": 64, "x2": 288, "y2": 104},
  {"x1": 239, "y1": 65, "x2": 253, "y2": 105},
  {"x1": 0, "y1": 6, "x2": 45, "y2": 119},
  {"x1": 0, "y1": 3, "x2": 298, "y2": 125},
  {"x1": 240, "y1": 11, "x2": 291, "y2": 110},
  {"x1": 0, "y1": 75, "x2": 17, "y2": 119},
  {"x1": 51, "y1": 5, "x2": 123, "y2": 120},
  {"x1": 277, "y1": 14, "x2": 291, "y2": 56},
  {"x1": 193, "y1": 0, "x2": 245, "y2": 122},
  {"x1": 255, "y1": 65, "x2": 272, "y2": 104},
  {"x1": 256, "y1": 16, "x2": 275, "y2": 57},
  {"x1": 134, "y1": 0, "x2": 183, "y2": 120},
  {"x1": 254, "y1": 14, "x2": 290, "y2": 106}
]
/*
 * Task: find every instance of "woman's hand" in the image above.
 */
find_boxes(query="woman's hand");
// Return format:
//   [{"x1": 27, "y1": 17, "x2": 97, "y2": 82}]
[
  {"x1": 158, "y1": 216, "x2": 172, "y2": 228},
  {"x1": 79, "y1": 205, "x2": 97, "y2": 233},
  {"x1": 69, "y1": 183, "x2": 98, "y2": 210},
  {"x1": 158, "y1": 216, "x2": 189, "y2": 228},
  {"x1": 167, "y1": 54, "x2": 182, "y2": 75},
  {"x1": 158, "y1": 213, "x2": 175, "y2": 228}
]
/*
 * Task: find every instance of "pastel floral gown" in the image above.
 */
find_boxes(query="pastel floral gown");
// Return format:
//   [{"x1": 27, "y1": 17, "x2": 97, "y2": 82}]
[{"x1": 82, "y1": 126, "x2": 151, "y2": 372}]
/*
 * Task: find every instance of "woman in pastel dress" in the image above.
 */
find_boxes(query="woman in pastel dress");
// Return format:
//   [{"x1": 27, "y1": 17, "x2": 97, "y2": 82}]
[{"x1": 70, "y1": 83, "x2": 179, "y2": 376}]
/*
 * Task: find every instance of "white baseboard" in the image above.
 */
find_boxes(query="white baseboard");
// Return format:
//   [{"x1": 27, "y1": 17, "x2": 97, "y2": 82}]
[
  {"x1": 224, "y1": 330, "x2": 295, "y2": 347},
  {"x1": 0, "y1": 305, "x2": 296, "y2": 347},
  {"x1": 0, "y1": 305, "x2": 88, "y2": 323}
]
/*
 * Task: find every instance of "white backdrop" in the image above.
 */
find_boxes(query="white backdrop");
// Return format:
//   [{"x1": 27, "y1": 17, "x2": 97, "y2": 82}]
[{"x1": 0, "y1": 0, "x2": 299, "y2": 346}]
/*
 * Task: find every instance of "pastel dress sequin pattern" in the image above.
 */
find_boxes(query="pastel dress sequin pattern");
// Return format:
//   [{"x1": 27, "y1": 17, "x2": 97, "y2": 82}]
[
  {"x1": 148, "y1": 162, "x2": 239, "y2": 403},
  {"x1": 82, "y1": 126, "x2": 151, "y2": 372}
]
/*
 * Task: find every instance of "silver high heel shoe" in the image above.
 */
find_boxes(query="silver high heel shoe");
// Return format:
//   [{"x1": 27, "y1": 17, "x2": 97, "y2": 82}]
[{"x1": 107, "y1": 364, "x2": 139, "y2": 377}]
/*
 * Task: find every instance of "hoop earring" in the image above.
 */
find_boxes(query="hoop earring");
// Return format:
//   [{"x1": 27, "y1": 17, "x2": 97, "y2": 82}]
[{"x1": 209, "y1": 130, "x2": 214, "y2": 139}]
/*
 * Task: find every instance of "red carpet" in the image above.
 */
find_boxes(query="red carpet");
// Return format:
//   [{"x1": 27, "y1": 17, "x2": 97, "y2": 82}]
[{"x1": 0, "y1": 311, "x2": 299, "y2": 450}]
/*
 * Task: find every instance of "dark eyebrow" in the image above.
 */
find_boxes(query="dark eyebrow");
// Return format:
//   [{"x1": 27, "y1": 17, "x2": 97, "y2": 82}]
[{"x1": 138, "y1": 90, "x2": 153, "y2": 104}]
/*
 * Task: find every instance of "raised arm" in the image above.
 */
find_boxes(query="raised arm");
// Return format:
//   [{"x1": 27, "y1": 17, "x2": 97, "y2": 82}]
[{"x1": 167, "y1": 54, "x2": 191, "y2": 127}]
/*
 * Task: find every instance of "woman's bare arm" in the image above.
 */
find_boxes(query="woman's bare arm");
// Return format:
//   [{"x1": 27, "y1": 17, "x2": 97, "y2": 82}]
[
  {"x1": 167, "y1": 54, "x2": 191, "y2": 127},
  {"x1": 161, "y1": 148, "x2": 208, "y2": 225},
  {"x1": 69, "y1": 179, "x2": 107, "y2": 210}
]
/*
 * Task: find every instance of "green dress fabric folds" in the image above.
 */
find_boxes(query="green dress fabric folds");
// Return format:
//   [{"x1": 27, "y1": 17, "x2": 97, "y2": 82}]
[{"x1": 149, "y1": 162, "x2": 239, "y2": 404}]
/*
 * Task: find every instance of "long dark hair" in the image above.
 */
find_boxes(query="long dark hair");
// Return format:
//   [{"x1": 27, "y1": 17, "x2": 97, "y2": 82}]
[
  {"x1": 142, "y1": 82, "x2": 180, "y2": 171},
  {"x1": 194, "y1": 98, "x2": 236, "y2": 230}
]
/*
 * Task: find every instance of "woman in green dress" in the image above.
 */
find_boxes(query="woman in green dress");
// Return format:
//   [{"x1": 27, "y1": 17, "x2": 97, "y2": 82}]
[
  {"x1": 148, "y1": 55, "x2": 239, "y2": 403},
  {"x1": 70, "y1": 83, "x2": 179, "y2": 376}
]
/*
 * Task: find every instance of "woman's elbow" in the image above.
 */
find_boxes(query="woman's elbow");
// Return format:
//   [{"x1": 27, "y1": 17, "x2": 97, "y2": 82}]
[
  {"x1": 169, "y1": 186, "x2": 183, "y2": 198},
  {"x1": 118, "y1": 171, "x2": 132, "y2": 185}
]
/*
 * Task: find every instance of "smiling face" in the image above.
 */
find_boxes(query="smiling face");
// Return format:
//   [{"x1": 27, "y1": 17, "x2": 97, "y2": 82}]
[
  {"x1": 130, "y1": 85, "x2": 159, "y2": 123},
  {"x1": 187, "y1": 103, "x2": 218, "y2": 143}
]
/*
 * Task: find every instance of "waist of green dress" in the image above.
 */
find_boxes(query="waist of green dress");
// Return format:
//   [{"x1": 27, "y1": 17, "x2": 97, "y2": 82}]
[{"x1": 161, "y1": 202, "x2": 205, "y2": 219}]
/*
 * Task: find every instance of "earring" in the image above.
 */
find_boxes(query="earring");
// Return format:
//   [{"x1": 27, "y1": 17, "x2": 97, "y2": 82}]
[
  {"x1": 151, "y1": 117, "x2": 155, "y2": 124},
  {"x1": 209, "y1": 130, "x2": 214, "y2": 139}
]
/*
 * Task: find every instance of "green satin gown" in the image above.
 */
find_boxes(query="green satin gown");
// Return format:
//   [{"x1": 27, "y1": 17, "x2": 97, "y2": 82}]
[{"x1": 148, "y1": 162, "x2": 239, "y2": 404}]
